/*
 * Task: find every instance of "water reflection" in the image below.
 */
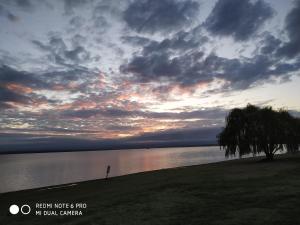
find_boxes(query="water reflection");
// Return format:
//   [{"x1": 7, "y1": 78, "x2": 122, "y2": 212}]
[{"x1": 0, "y1": 146, "x2": 233, "y2": 193}]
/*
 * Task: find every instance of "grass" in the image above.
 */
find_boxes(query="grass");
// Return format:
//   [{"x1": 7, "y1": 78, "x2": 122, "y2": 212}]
[{"x1": 1, "y1": 153, "x2": 300, "y2": 225}]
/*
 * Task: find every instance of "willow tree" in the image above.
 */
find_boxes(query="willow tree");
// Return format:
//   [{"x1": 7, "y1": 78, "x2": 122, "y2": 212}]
[{"x1": 218, "y1": 104, "x2": 300, "y2": 160}]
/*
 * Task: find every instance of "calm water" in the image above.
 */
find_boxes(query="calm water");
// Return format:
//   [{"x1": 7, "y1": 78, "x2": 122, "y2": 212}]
[{"x1": 0, "y1": 146, "x2": 238, "y2": 193}]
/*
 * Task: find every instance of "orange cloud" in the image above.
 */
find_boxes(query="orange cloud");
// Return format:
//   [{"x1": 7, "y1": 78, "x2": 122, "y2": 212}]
[{"x1": 6, "y1": 83, "x2": 33, "y2": 94}]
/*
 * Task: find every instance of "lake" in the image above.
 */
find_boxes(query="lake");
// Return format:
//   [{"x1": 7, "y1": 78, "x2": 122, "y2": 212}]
[{"x1": 0, "y1": 146, "x2": 240, "y2": 193}]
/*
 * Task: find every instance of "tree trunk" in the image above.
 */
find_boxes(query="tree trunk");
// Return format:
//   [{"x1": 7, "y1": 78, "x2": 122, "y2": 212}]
[{"x1": 265, "y1": 151, "x2": 274, "y2": 161}]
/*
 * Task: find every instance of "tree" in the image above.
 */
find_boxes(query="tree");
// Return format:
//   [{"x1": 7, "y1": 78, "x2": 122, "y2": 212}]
[{"x1": 218, "y1": 104, "x2": 300, "y2": 160}]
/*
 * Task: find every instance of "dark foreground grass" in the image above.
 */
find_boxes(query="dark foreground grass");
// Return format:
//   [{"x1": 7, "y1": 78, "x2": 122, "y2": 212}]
[{"x1": 1, "y1": 153, "x2": 300, "y2": 225}]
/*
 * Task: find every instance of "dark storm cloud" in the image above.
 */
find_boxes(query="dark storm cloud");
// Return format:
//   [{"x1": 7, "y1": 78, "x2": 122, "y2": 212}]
[
  {"x1": 260, "y1": 33, "x2": 282, "y2": 55},
  {"x1": 121, "y1": 41, "x2": 300, "y2": 91},
  {"x1": 0, "y1": 88, "x2": 31, "y2": 104},
  {"x1": 0, "y1": 64, "x2": 99, "y2": 108},
  {"x1": 205, "y1": 0, "x2": 274, "y2": 41},
  {"x1": 120, "y1": 29, "x2": 209, "y2": 85},
  {"x1": 39, "y1": 66, "x2": 100, "y2": 97},
  {"x1": 32, "y1": 36, "x2": 90, "y2": 65},
  {"x1": 121, "y1": 52, "x2": 185, "y2": 83},
  {"x1": 120, "y1": 50, "x2": 213, "y2": 86},
  {"x1": 0, "y1": 65, "x2": 47, "y2": 89},
  {"x1": 277, "y1": 0, "x2": 300, "y2": 58},
  {"x1": 0, "y1": 65, "x2": 49, "y2": 107},
  {"x1": 120, "y1": 16, "x2": 300, "y2": 90},
  {"x1": 0, "y1": 65, "x2": 41, "y2": 107},
  {"x1": 123, "y1": 0, "x2": 199, "y2": 33},
  {"x1": 0, "y1": 65, "x2": 93, "y2": 93},
  {"x1": 142, "y1": 30, "x2": 207, "y2": 54}
]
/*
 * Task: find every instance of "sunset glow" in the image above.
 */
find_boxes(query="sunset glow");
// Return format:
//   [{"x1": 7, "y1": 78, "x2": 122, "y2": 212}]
[{"x1": 0, "y1": 0, "x2": 300, "y2": 152}]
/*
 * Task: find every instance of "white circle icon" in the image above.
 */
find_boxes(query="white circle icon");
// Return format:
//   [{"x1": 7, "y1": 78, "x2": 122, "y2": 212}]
[
  {"x1": 9, "y1": 205, "x2": 19, "y2": 215},
  {"x1": 21, "y1": 205, "x2": 31, "y2": 215}
]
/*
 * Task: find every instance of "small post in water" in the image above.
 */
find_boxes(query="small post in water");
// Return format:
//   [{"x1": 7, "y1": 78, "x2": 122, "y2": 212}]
[{"x1": 106, "y1": 165, "x2": 111, "y2": 179}]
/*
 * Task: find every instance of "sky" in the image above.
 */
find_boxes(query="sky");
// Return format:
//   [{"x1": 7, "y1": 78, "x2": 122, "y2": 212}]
[{"x1": 0, "y1": 0, "x2": 300, "y2": 152}]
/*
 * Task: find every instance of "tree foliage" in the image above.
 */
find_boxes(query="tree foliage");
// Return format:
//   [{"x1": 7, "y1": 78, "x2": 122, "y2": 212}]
[{"x1": 218, "y1": 104, "x2": 300, "y2": 160}]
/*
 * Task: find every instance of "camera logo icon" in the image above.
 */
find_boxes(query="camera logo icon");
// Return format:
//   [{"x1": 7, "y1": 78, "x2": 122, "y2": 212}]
[
  {"x1": 9, "y1": 205, "x2": 19, "y2": 215},
  {"x1": 9, "y1": 204, "x2": 31, "y2": 215}
]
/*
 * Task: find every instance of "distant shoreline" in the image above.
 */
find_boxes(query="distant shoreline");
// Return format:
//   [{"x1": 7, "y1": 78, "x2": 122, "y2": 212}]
[{"x1": 0, "y1": 143, "x2": 218, "y2": 155}]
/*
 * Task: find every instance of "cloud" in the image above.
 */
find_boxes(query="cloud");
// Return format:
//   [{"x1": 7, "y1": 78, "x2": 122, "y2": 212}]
[
  {"x1": 260, "y1": 33, "x2": 282, "y2": 55},
  {"x1": 0, "y1": 64, "x2": 100, "y2": 108},
  {"x1": 69, "y1": 16, "x2": 86, "y2": 29},
  {"x1": 127, "y1": 126, "x2": 221, "y2": 144},
  {"x1": 0, "y1": 88, "x2": 31, "y2": 105},
  {"x1": 142, "y1": 30, "x2": 207, "y2": 54},
  {"x1": 121, "y1": 41, "x2": 300, "y2": 91},
  {"x1": 32, "y1": 36, "x2": 90, "y2": 65},
  {"x1": 0, "y1": 64, "x2": 94, "y2": 91},
  {"x1": 0, "y1": 65, "x2": 50, "y2": 108},
  {"x1": 61, "y1": 108, "x2": 137, "y2": 119},
  {"x1": 0, "y1": 0, "x2": 33, "y2": 11},
  {"x1": 61, "y1": 107, "x2": 227, "y2": 121},
  {"x1": 120, "y1": 29, "x2": 209, "y2": 86},
  {"x1": 0, "y1": 102, "x2": 14, "y2": 109},
  {"x1": 64, "y1": 0, "x2": 91, "y2": 14},
  {"x1": 0, "y1": 4, "x2": 19, "y2": 22},
  {"x1": 0, "y1": 126, "x2": 220, "y2": 153},
  {"x1": 41, "y1": 67, "x2": 98, "y2": 88},
  {"x1": 6, "y1": 12, "x2": 19, "y2": 22},
  {"x1": 205, "y1": 0, "x2": 274, "y2": 41},
  {"x1": 0, "y1": 65, "x2": 38, "y2": 107},
  {"x1": 0, "y1": 65, "x2": 47, "y2": 89},
  {"x1": 123, "y1": 0, "x2": 199, "y2": 33},
  {"x1": 1, "y1": 0, "x2": 299, "y2": 153},
  {"x1": 277, "y1": 0, "x2": 300, "y2": 58},
  {"x1": 14, "y1": 0, "x2": 33, "y2": 11},
  {"x1": 121, "y1": 36, "x2": 151, "y2": 46},
  {"x1": 120, "y1": 21, "x2": 300, "y2": 92}
]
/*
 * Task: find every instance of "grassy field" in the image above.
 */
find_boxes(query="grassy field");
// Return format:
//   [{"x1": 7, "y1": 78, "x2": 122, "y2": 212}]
[{"x1": 1, "y1": 153, "x2": 300, "y2": 225}]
